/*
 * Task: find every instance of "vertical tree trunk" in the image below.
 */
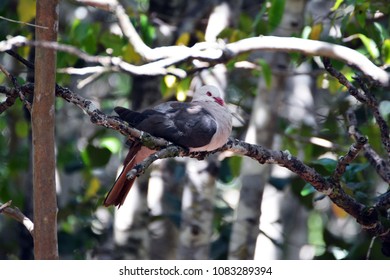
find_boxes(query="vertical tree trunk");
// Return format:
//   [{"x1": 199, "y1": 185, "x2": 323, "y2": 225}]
[
  {"x1": 113, "y1": 175, "x2": 150, "y2": 259},
  {"x1": 176, "y1": 0, "x2": 240, "y2": 259},
  {"x1": 255, "y1": 0, "x2": 310, "y2": 260},
  {"x1": 149, "y1": 161, "x2": 182, "y2": 260},
  {"x1": 177, "y1": 159, "x2": 216, "y2": 259},
  {"x1": 228, "y1": 0, "x2": 309, "y2": 260},
  {"x1": 32, "y1": 0, "x2": 59, "y2": 259}
]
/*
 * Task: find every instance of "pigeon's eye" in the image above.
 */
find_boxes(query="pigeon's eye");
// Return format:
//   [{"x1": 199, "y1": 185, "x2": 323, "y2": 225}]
[{"x1": 206, "y1": 91, "x2": 212, "y2": 97}]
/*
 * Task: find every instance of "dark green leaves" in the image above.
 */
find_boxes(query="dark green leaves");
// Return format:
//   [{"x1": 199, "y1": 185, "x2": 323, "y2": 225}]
[
  {"x1": 268, "y1": 0, "x2": 285, "y2": 32},
  {"x1": 81, "y1": 144, "x2": 111, "y2": 168}
]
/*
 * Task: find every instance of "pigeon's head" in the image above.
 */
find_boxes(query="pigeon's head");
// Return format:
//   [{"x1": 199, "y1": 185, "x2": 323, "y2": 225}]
[{"x1": 193, "y1": 85, "x2": 225, "y2": 106}]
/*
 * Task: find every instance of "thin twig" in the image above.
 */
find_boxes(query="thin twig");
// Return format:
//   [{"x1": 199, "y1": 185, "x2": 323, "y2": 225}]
[
  {"x1": 332, "y1": 136, "x2": 367, "y2": 181},
  {"x1": 323, "y1": 58, "x2": 390, "y2": 156},
  {"x1": 5, "y1": 49, "x2": 35, "y2": 69},
  {"x1": 57, "y1": 66, "x2": 113, "y2": 76},
  {"x1": 0, "y1": 64, "x2": 32, "y2": 112},
  {"x1": 322, "y1": 57, "x2": 369, "y2": 103},
  {"x1": 0, "y1": 86, "x2": 18, "y2": 113},
  {"x1": 375, "y1": 191, "x2": 390, "y2": 211},
  {"x1": 354, "y1": 77, "x2": 390, "y2": 156},
  {"x1": 366, "y1": 236, "x2": 377, "y2": 259},
  {"x1": 76, "y1": 0, "x2": 117, "y2": 11},
  {"x1": 0, "y1": 63, "x2": 12, "y2": 79},
  {"x1": 0, "y1": 15, "x2": 48, "y2": 29},
  {"x1": 125, "y1": 145, "x2": 186, "y2": 180},
  {"x1": 346, "y1": 109, "x2": 390, "y2": 184}
]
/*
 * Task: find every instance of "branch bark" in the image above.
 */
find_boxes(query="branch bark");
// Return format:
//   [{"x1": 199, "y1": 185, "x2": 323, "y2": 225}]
[
  {"x1": 0, "y1": 200, "x2": 34, "y2": 238},
  {"x1": 346, "y1": 109, "x2": 390, "y2": 184},
  {"x1": 32, "y1": 0, "x2": 59, "y2": 260},
  {"x1": 323, "y1": 58, "x2": 390, "y2": 155},
  {"x1": 1, "y1": 34, "x2": 388, "y2": 85}
]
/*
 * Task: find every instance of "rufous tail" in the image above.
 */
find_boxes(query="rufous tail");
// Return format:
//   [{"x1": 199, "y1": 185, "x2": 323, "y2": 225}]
[{"x1": 103, "y1": 143, "x2": 141, "y2": 207}]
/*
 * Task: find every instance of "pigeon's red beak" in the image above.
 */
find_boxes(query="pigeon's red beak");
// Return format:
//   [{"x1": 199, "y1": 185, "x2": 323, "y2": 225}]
[{"x1": 213, "y1": 97, "x2": 224, "y2": 106}]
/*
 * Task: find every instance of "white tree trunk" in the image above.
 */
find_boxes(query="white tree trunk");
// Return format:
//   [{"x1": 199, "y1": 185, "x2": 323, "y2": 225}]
[
  {"x1": 229, "y1": 0, "x2": 311, "y2": 260},
  {"x1": 177, "y1": 159, "x2": 216, "y2": 259}
]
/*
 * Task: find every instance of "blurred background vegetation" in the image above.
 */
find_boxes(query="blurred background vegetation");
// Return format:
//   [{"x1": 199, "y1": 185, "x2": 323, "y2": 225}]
[{"x1": 0, "y1": 0, "x2": 389, "y2": 259}]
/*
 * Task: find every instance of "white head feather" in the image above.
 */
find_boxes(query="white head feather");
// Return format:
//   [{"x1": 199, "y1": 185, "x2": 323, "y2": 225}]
[{"x1": 192, "y1": 85, "x2": 225, "y2": 106}]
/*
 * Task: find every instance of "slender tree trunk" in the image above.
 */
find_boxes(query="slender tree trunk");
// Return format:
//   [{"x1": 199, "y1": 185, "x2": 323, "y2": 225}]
[
  {"x1": 228, "y1": 0, "x2": 309, "y2": 260},
  {"x1": 149, "y1": 161, "x2": 182, "y2": 260},
  {"x1": 32, "y1": 0, "x2": 59, "y2": 259},
  {"x1": 113, "y1": 179, "x2": 150, "y2": 259},
  {"x1": 177, "y1": 159, "x2": 216, "y2": 259},
  {"x1": 255, "y1": 0, "x2": 310, "y2": 260},
  {"x1": 228, "y1": 79, "x2": 275, "y2": 259}
]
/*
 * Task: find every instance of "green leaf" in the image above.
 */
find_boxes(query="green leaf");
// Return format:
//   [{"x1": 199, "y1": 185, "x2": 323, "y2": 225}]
[
  {"x1": 82, "y1": 144, "x2": 112, "y2": 168},
  {"x1": 219, "y1": 156, "x2": 242, "y2": 183},
  {"x1": 176, "y1": 32, "x2": 190, "y2": 46},
  {"x1": 382, "y1": 39, "x2": 390, "y2": 65},
  {"x1": 258, "y1": 58, "x2": 272, "y2": 89},
  {"x1": 301, "y1": 183, "x2": 316, "y2": 196},
  {"x1": 99, "y1": 137, "x2": 121, "y2": 154},
  {"x1": 85, "y1": 176, "x2": 101, "y2": 198},
  {"x1": 330, "y1": 0, "x2": 344, "y2": 11},
  {"x1": 355, "y1": 4, "x2": 367, "y2": 28},
  {"x1": 228, "y1": 156, "x2": 242, "y2": 178},
  {"x1": 301, "y1": 26, "x2": 312, "y2": 40},
  {"x1": 357, "y1": 33, "x2": 379, "y2": 59},
  {"x1": 17, "y1": 0, "x2": 36, "y2": 23},
  {"x1": 122, "y1": 43, "x2": 142, "y2": 63},
  {"x1": 253, "y1": 4, "x2": 268, "y2": 35},
  {"x1": 309, "y1": 23, "x2": 323, "y2": 40},
  {"x1": 100, "y1": 32, "x2": 125, "y2": 56},
  {"x1": 345, "y1": 162, "x2": 370, "y2": 174},
  {"x1": 70, "y1": 19, "x2": 87, "y2": 42},
  {"x1": 342, "y1": 162, "x2": 370, "y2": 183},
  {"x1": 15, "y1": 120, "x2": 29, "y2": 138},
  {"x1": 312, "y1": 158, "x2": 337, "y2": 172},
  {"x1": 70, "y1": 20, "x2": 101, "y2": 54},
  {"x1": 268, "y1": 0, "x2": 285, "y2": 32},
  {"x1": 373, "y1": 22, "x2": 389, "y2": 43},
  {"x1": 139, "y1": 14, "x2": 155, "y2": 46},
  {"x1": 239, "y1": 13, "x2": 253, "y2": 35}
]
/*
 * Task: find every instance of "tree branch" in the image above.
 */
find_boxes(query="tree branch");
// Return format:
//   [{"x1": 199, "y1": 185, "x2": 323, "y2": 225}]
[
  {"x1": 2, "y1": 79, "x2": 390, "y2": 253},
  {"x1": 320, "y1": 58, "x2": 390, "y2": 251},
  {"x1": 323, "y1": 58, "x2": 390, "y2": 155},
  {"x1": 78, "y1": 0, "x2": 390, "y2": 86},
  {"x1": 125, "y1": 145, "x2": 184, "y2": 181},
  {"x1": 346, "y1": 109, "x2": 390, "y2": 184},
  {"x1": 0, "y1": 63, "x2": 32, "y2": 112},
  {"x1": 0, "y1": 85, "x2": 18, "y2": 113},
  {"x1": 227, "y1": 37, "x2": 389, "y2": 86},
  {"x1": 332, "y1": 136, "x2": 367, "y2": 182},
  {"x1": 354, "y1": 76, "x2": 390, "y2": 156},
  {"x1": 54, "y1": 84, "x2": 171, "y2": 149},
  {"x1": 0, "y1": 200, "x2": 34, "y2": 238},
  {"x1": 117, "y1": 132, "x2": 390, "y2": 245},
  {"x1": 1, "y1": 34, "x2": 388, "y2": 85}
]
